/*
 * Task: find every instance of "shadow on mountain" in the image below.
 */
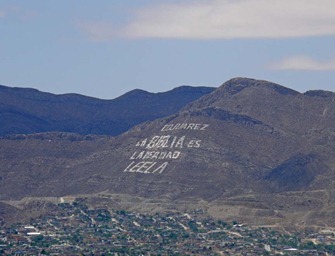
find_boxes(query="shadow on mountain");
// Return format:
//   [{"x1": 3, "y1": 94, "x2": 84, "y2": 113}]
[{"x1": 264, "y1": 154, "x2": 331, "y2": 192}]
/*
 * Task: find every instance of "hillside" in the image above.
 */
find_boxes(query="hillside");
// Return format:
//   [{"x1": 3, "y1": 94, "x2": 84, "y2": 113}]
[{"x1": 1, "y1": 78, "x2": 335, "y2": 229}]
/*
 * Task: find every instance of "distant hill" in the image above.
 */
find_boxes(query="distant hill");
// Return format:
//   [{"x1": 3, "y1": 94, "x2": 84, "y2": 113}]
[
  {"x1": 0, "y1": 84, "x2": 215, "y2": 136},
  {"x1": 1, "y1": 78, "x2": 335, "y2": 229}
]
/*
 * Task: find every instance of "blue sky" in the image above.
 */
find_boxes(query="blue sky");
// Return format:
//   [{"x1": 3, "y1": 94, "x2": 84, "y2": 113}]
[{"x1": 1, "y1": 0, "x2": 335, "y2": 99}]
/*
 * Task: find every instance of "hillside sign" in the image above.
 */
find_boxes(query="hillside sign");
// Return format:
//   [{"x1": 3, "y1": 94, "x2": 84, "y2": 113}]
[{"x1": 123, "y1": 123, "x2": 209, "y2": 174}]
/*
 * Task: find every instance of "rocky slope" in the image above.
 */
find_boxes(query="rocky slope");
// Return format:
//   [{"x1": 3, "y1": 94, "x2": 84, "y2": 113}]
[{"x1": 1, "y1": 78, "x2": 335, "y2": 228}]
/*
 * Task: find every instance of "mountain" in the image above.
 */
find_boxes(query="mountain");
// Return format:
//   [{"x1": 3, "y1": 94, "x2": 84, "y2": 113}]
[
  {"x1": 1, "y1": 78, "x2": 335, "y2": 229},
  {"x1": 185, "y1": 77, "x2": 335, "y2": 135},
  {"x1": 0, "y1": 84, "x2": 215, "y2": 136}
]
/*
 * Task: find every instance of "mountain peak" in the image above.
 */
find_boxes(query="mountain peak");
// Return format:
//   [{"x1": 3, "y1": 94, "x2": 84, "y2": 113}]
[
  {"x1": 168, "y1": 85, "x2": 215, "y2": 94},
  {"x1": 304, "y1": 90, "x2": 335, "y2": 98},
  {"x1": 118, "y1": 89, "x2": 152, "y2": 99},
  {"x1": 184, "y1": 78, "x2": 300, "y2": 113},
  {"x1": 218, "y1": 77, "x2": 299, "y2": 96}
]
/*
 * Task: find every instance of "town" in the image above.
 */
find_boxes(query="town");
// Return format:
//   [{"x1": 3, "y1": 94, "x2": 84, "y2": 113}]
[{"x1": 1, "y1": 200, "x2": 335, "y2": 255}]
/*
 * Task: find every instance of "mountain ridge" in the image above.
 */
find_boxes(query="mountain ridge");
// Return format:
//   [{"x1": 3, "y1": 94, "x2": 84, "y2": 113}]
[
  {"x1": 1, "y1": 77, "x2": 335, "y2": 229},
  {"x1": 0, "y1": 84, "x2": 215, "y2": 136}
]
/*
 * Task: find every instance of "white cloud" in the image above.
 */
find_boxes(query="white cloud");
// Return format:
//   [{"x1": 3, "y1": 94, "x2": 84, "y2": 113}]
[
  {"x1": 269, "y1": 56, "x2": 335, "y2": 71},
  {"x1": 80, "y1": 0, "x2": 335, "y2": 40}
]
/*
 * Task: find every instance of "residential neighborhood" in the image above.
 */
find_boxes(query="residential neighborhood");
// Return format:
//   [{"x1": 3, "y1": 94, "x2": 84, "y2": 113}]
[{"x1": 1, "y1": 200, "x2": 335, "y2": 255}]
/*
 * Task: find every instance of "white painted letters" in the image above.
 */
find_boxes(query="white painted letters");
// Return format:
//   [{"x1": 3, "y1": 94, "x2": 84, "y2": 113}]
[
  {"x1": 123, "y1": 123, "x2": 209, "y2": 174},
  {"x1": 151, "y1": 162, "x2": 168, "y2": 174},
  {"x1": 123, "y1": 161, "x2": 168, "y2": 174},
  {"x1": 187, "y1": 140, "x2": 201, "y2": 148},
  {"x1": 161, "y1": 123, "x2": 209, "y2": 131}
]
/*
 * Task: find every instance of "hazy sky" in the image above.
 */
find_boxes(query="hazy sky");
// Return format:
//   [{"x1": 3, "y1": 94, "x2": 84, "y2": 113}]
[{"x1": 1, "y1": 0, "x2": 335, "y2": 99}]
